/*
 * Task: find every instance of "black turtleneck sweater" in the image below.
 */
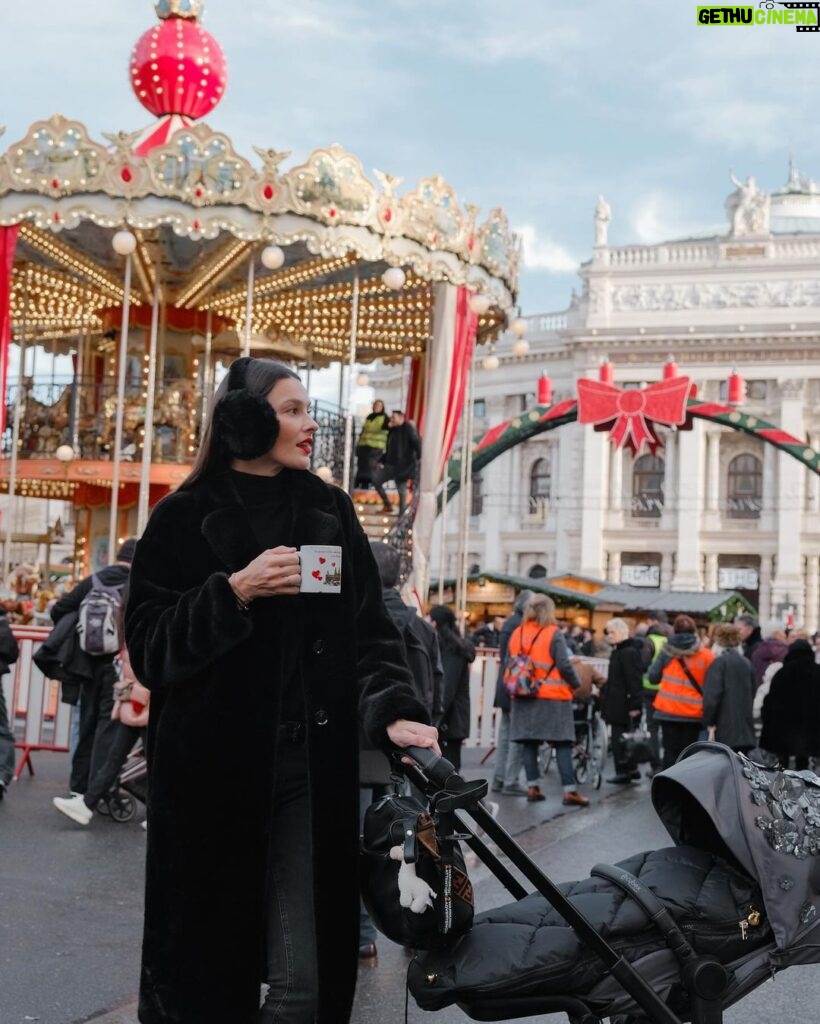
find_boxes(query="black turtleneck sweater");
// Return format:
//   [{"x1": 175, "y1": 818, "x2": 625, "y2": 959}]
[{"x1": 228, "y1": 469, "x2": 305, "y2": 725}]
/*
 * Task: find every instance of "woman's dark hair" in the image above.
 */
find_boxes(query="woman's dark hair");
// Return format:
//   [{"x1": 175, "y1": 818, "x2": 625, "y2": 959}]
[
  {"x1": 182, "y1": 358, "x2": 300, "y2": 489},
  {"x1": 673, "y1": 614, "x2": 697, "y2": 634},
  {"x1": 428, "y1": 604, "x2": 474, "y2": 658}
]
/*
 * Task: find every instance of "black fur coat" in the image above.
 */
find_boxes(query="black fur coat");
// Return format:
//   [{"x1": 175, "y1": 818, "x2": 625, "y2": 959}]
[{"x1": 125, "y1": 469, "x2": 427, "y2": 1024}]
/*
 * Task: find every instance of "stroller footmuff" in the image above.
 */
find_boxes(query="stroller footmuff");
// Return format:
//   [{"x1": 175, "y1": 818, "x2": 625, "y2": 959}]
[
  {"x1": 409, "y1": 845, "x2": 769, "y2": 1019},
  {"x1": 372, "y1": 743, "x2": 820, "y2": 1024}
]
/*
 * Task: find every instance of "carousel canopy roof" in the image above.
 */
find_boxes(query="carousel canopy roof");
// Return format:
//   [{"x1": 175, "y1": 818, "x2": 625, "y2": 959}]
[{"x1": 0, "y1": 115, "x2": 518, "y2": 361}]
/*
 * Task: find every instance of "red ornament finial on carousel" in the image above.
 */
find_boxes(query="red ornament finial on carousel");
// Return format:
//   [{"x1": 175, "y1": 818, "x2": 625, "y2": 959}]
[{"x1": 130, "y1": 0, "x2": 228, "y2": 153}]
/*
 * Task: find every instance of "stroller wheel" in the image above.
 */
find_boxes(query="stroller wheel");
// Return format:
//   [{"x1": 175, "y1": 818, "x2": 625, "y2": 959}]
[
  {"x1": 574, "y1": 755, "x2": 589, "y2": 786},
  {"x1": 96, "y1": 799, "x2": 111, "y2": 816},
  {"x1": 106, "y1": 789, "x2": 137, "y2": 823}
]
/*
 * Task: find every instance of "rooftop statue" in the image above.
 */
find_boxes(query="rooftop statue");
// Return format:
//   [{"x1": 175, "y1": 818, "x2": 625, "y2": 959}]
[
  {"x1": 594, "y1": 195, "x2": 611, "y2": 247},
  {"x1": 726, "y1": 172, "x2": 771, "y2": 238}
]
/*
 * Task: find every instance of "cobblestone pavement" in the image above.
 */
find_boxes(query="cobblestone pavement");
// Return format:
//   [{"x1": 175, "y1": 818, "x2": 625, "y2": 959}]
[{"x1": 2, "y1": 749, "x2": 818, "y2": 1024}]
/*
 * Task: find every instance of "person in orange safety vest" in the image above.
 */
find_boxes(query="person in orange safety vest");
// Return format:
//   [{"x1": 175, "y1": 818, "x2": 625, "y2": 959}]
[
  {"x1": 507, "y1": 594, "x2": 588, "y2": 807},
  {"x1": 648, "y1": 613, "x2": 715, "y2": 769}
]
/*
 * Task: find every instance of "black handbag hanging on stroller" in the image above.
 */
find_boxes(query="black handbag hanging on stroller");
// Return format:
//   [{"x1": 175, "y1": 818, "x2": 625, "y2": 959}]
[{"x1": 361, "y1": 742, "x2": 820, "y2": 1024}]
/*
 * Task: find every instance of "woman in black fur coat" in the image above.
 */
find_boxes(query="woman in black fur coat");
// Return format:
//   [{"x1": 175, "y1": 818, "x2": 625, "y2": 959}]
[{"x1": 125, "y1": 358, "x2": 437, "y2": 1024}]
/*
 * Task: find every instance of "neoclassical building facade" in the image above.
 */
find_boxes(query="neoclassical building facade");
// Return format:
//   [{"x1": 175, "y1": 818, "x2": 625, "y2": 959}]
[{"x1": 379, "y1": 170, "x2": 820, "y2": 631}]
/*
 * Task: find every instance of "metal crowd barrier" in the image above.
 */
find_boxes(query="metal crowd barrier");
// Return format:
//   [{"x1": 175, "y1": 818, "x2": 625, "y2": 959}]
[
  {"x1": 1, "y1": 625, "x2": 71, "y2": 780},
  {"x1": 466, "y1": 651, "x2": 610, "y2": 749}
]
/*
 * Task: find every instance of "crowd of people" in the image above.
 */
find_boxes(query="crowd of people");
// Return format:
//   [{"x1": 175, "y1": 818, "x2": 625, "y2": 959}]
[{"x1": 3, "y1": 359, "x2": 820, "y2": 1024}]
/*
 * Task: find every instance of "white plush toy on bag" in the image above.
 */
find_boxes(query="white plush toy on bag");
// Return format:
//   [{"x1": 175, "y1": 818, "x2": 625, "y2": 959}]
[{"x1": 389, "y1": 845, "x2": 437, "y2": 913}]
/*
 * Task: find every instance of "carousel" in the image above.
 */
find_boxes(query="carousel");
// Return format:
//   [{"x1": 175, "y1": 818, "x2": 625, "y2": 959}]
[{"x1": 0, "y1": 0, "x2": 521, "y2": 600}]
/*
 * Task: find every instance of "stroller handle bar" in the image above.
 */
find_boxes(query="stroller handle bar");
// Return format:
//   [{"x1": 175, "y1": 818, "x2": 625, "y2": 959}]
[{"x1": 398, "y1": 745, "x2": 461, "y2": 789}]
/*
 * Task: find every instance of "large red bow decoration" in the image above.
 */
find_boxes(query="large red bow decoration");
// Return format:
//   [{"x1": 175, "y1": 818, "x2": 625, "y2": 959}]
[{"x1": 577, "y1": 376, "x2": 694, "y2": 456}]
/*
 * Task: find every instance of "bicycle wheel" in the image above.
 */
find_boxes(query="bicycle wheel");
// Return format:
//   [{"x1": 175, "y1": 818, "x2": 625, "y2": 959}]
[
  {"x1": 573, "y1": 744, "x2": 589, "y2": 785},
  {"x1": 538, "y1": 742, "x2": 554, "y2": 776},
  {"x1": 589, "y1": 716, "x2": 606, "y2": 790}
]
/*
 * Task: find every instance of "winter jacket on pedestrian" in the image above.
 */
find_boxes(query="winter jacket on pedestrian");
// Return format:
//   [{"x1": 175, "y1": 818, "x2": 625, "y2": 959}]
[
  {"x1": 125, "y1": 468, "x2": 428, "y2": 1024},
  {"x1": 760, "y1": 640, "x2": 820, "y2": 760},
  {"x1": 601, "y1": 637, "x2": 645, "y2": 726},
  {"x1": 741, "y1": 626, "x2": 763, "y2": 663},
  {"x1": 437, "y1": 627, "x2": 475, "y2": 742},
  {"x1": 649, "y1": 632, "x2": 715, "y2": 724},
  {"x1": 702, "y1": 648, "x2": 756, "y2": 750},
  {"x1": 0, "y1": 610, "x2": 19, "y2": 676},
  {"x1": 508, "y1": 627, "x2": 579, "y2": 743},
  {"x1": 32, "y1": 610, "x2": 95, "y2": 705},
  {"x1": 750, "y1": 637, "x2": 788, "y2": 690},
  {"x1": 382, "y1": 421, "x2": 421, "y2": 481}
]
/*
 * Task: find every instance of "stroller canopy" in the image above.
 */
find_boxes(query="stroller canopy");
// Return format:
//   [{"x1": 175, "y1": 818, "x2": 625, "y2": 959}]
[{"x1": 652, "y1": 742, "x2": 820, "y2": 951}]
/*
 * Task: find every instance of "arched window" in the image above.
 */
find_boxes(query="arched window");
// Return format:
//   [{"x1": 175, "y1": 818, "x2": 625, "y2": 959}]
[
  {"x1": 631, "y1": 455, "x2": 665, "y2": 518},
  {"x1": 527, "y1": 563, "x2": 547, "y2": 579},
  {"x1": 727, "y1": 454, "x2": 762, "y2": 519},
  {"x1": 529, "y1": 457, "x2": 551, "y2": 510}
]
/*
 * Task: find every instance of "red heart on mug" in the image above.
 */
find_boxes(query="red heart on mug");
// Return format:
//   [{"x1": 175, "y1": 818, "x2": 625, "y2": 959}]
[
  {"x1": 318, "y1": 557, "x2": 326, "y2": 564},
  {"x1": 311, "y1": 570, "x2": 322, "y2": 580}
]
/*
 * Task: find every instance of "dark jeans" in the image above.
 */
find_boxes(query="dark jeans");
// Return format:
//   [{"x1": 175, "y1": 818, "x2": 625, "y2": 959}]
[
  {"x1": 83, "y1": 723, "x2": 142, "y2": 810},
  {"x1": 358, "y1": 783, "x2": 388, "y2": 946},
  {"x1": 0, "y1": 679, "x2": 15, "y2": 786},
  {"x1": 660, "y1": 720, "x2": 702, "y2": 769},
  {"x1": 354, "y1": 446, "x2": 383, "y2": 488},
  {"x1": 260, "y1": 737, "x2": 319, "y2": 1023},
  {"x1": 372, "y1": 466, "x2": 409, "y2": 514},
  {"x1": 70, "y1": 661, "x2": 119, "y2": 794},
  {"x1": 643, "y1": 690, "x2": 661, "y2": 768}
]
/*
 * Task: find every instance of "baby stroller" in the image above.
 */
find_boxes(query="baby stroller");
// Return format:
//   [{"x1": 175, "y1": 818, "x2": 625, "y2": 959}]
[{"x1": 366, "y1": 743, "x2": 820, "y2": 1024}]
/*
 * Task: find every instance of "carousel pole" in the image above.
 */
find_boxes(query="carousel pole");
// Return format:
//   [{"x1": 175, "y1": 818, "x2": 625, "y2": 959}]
[
  {"x1": 454, "y1": 353, "x2": 476, "y2": 636},
  {"x1": 137, "y1": 281, "x2": 161, "y2": 535},
  {"x1": 108, "y1": 231, "x2": 136, "y2": 565},
  {"x1": 202, "y1": 306, "x2": 213, "y2": 425},
  {"x1": 242, "y1": 253, "x2": 255, "y2": 358},
  {"x1": 437, "y1": 476, "x2": 448, "y2": 605},
  {"x1": 3, "y1": 269, "x2": 30, "y2": 590},
  {"x1": 341, "y1": 266, "x2": 360, "y2": 492}
]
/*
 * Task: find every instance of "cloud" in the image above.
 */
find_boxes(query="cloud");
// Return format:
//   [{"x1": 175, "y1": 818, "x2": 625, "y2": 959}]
[
  {"x1": 630, "y1": 191, "x2": 719, "y2": 245},
  {"x1": 515, "y1": 225, "x2": 578, "y2": 273}
]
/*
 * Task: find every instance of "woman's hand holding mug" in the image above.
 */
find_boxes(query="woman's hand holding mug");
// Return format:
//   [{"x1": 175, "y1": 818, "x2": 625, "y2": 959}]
[{"x1": 229, "y1": 546, "x2": 301, "y2": 604}]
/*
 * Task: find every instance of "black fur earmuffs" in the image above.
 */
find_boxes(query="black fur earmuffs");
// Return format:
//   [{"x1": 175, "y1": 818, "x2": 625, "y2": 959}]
[{"x1": 210, "y1": 357, "x2": 281, "y2": 460}]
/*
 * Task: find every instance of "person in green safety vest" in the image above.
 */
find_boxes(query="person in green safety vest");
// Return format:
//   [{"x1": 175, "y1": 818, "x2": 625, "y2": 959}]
[
  {"x1": 641, "y1": 611, "x2": 672, "y2": 776},
  {"x1": 354, "y1": 399, "x2": 390, "y2": 489}
]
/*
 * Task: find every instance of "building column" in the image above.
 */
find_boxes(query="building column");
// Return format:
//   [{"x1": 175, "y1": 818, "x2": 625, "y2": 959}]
[
  {"x1": 609, "y1": 444, "x2": 623, "y2": 512},
  {"x1": 805, "y1": 555, "x2": 820, "y2": 634},
  {"x1": 579, "y1": 425, "x2": 607, "y2": 578},
  {"x1": 671, "y1": 420, "x2": 705, "y2": 590},
  {"x1": 706, "y1": 430, "x2": 720, "y2": 512},
  {"x1": 808, "y1": 433, "x2": 820, "y2": 514},
  {"x1": 661, "y1": 431, "x2": 677, "y2": 529},
  {"x1": 761, "y1": 440, "x2": 777, "y2": 533},
  {"x1": 552, "y1": 424, "x2": 576, "y2": 573},
  {"x1": 661, "y1": 551, "x2": 674, "y2": 589},
  {"x1": 758, "y1": 555, "x2": 773, "y2": 623},
  {"x1": 705, "y1": 552, "x2": 719, "y2": 592},
  {"x1": 771, "y1": 380, "x2": 806, "y2": 624},
  {"x1": 608, "y1": 550, "x2": 622, "y2": 585}
]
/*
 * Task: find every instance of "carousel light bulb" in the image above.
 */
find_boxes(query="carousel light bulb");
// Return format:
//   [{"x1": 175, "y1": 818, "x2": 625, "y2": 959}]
[
  {"x1": 511, "y1": 317, "x2": 528, "y2": 339},
  {"x1": 482, "y1": 352, "x2": 499, "y2": 371},
  {"x1": 382, "y1": 267, "x2": 406, "y2": 291},
  {"x1": 469, "y1": 293, "x2": 492, "y2": 316},
  {"x1": 112, "y1": 230, "x2": 138, "y2": 256},
  {"x1": 55, "y1": 445, "x2": 76, "y2": 463},
  {"x1": 511, "y1": 339, "x2": 530, "y2": 357},
  {"x1": 261, "y1": 245, "x2": 285, "y2": 270}
]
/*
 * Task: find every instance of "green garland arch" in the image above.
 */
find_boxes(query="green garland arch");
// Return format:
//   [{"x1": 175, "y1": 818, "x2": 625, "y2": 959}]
[{"x1": 440, "y1": 396, "x2": 820, "y2": 509}]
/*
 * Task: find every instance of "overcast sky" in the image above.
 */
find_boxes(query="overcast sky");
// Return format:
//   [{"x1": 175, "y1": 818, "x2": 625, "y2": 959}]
[{"x1": 3, "y1": 0, "x2": 820, "y2": 316}]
